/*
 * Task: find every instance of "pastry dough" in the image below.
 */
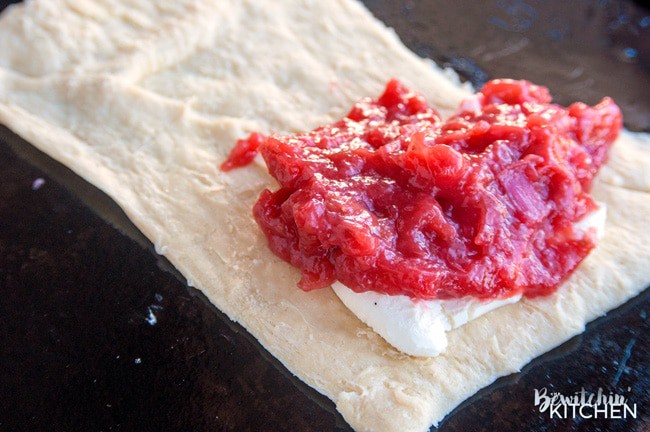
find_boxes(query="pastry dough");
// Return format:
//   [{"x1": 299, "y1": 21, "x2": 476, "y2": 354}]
[{"x1": 0, "y1": 1, "x2": 648, "y2": 431}]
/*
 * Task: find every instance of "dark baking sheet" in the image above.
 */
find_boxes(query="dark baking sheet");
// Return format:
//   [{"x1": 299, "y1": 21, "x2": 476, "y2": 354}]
[{"x1": 0, "y1": 1, "x2": 648, "y2": 431}]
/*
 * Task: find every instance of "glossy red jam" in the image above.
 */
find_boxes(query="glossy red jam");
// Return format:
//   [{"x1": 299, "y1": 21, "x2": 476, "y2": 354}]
[{"x1": 222, "y1": 79, "x2": 621, "y2": 300}]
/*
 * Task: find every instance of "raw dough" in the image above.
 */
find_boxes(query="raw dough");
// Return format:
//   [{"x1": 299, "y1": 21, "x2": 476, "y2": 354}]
[{"x1": 0, "y1": 1, "x2": 648, "y2": 431}]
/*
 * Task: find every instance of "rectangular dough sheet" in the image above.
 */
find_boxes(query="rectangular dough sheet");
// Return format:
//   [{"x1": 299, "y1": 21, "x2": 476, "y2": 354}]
[{"x1": 0, "y1": 1, "x2": 649, "y2": 431}]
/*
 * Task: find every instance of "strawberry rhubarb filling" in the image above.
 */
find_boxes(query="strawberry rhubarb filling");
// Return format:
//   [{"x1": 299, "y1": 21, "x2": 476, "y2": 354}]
[{"x1": 223, "y1": 79, "x2": 621, "y2": 303}]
